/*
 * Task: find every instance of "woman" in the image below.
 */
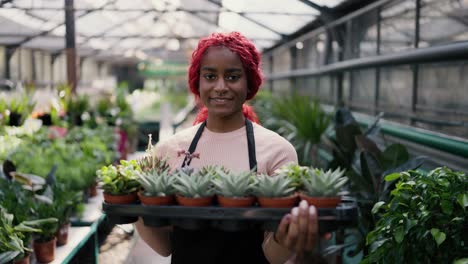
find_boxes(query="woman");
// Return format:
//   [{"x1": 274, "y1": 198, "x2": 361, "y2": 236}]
[{"x1": 135, "y1": 32, "x2": 320, "y2": 264}]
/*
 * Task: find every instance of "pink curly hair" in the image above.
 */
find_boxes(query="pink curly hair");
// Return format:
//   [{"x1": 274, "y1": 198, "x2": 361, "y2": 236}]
[{"x1": 188, "y1": 32, "x2": 263, "y2": 124}]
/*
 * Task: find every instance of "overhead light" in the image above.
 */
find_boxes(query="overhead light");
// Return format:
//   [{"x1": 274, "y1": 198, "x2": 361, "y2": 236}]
[
  {"x1": 296, "y1": 41, "x2": 304, "y2": 50},
  {"x1": 166, "y1": 39, "x2": 180, "y2": 51}
]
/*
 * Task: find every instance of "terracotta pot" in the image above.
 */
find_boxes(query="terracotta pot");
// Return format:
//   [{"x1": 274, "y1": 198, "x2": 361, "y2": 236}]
[
  {"x1": 138, "y1": 191, "x2": 174, "y2": 205},
  {"x1": 14, "y1": 254, "x2": 30, "y2": 264},
  {"x1": 175, "y1": 195, "x2": 213, "y2": 207},
  {"x1": 217, "y1": 195, "x2": 256, "y2": 207},
  {"x1": 103, "y1": 192, "x2": 138, "y2": 204},
  {"x1": 88, "y1": 183, "x2": 98, "y2": 197},
  {"x1": 55, "y1": 223, "x2": 70, "y2": 246},
  {"x1": 257, "y1": 195, "x2": 298, "y2": 208},
  {"x1": 299, "y1": 193, "x2": 341, "y2": 208},
  {"x1": 33, "y1": 237, "x2": 56, "y2": 263}
]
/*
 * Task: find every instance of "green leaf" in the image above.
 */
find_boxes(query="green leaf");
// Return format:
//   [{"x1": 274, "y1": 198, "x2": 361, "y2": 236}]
[
  {"x1": 394, "y1": 226, "x2": 404, "y2": 243},
  {"x1": 457, "y1": 193, "x2": 468, "y2": 208},
  {"x1": 430, "y1": 228, "x2": 446, "y2": 246},
  {"x1": 372, "y1": 201, "x2": 385, "y2": 214},
  {"x1": 384, "y1": 173, "x2": 401, "y2": 182},
  {"x1": 0, "y1": 251, "x2": 21, "y2": 263},
  {"x1": 453, "y1": 258, "x2": 468, "y2": 264}
]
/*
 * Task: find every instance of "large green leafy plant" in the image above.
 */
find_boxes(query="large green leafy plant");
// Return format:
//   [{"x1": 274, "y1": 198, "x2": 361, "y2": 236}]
[
  {"x1": 324, "y1": 108, "x2": 426, "y2": 255},
  {"x1": 253, "y1": 92, "x2": 331, "y2": 166},
  {"x1": 363, "y1": 167, "x2": 467, "y2": 263}
]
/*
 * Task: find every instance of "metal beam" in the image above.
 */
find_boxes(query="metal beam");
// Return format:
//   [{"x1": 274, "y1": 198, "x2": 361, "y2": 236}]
[
  {"x1": 206, "y1": 0, "x2": 285, "y2": 37},
  {"x1": 65, "y1": 0, "x2": 77, "y2": 93},
  {"x1": 0, "y1": 0, "x2": 13, "y2": 7},
  {"x1": 14, "y1": 0, "x2": 116, "y2": 46},
  {"x1": 267, "y1": 41, "x2": 468, "y2": 80},
  {"x1": 7, "y1": 6, "x2": 314, "y2": 16}
]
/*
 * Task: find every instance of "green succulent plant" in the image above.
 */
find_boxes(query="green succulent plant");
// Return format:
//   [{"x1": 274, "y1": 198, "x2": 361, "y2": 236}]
[
  {"x1": 252, "y1": 174, "x2": 295, "y2": 198},
  {"x1": 212, "y1": 169, "x2": 254, "y2": 198},
  {"x1": 136, "y1": 169, "x2": 176, "y2": 197},
  {"x1": 173, "y1": 169, "x2": 214, "y2": 198},
  {"x1": 97, "y1": 160, "x2": 141, "y2": 195},
  {"x1": 302, "y1": 167, "x2": 348, "y2": 197},
  {"x1": 137, "y1": 134, "x2": 170, "y2": 172},
  {"x1": 274, "y1": 163, "x2": 310, "y2": 189}
]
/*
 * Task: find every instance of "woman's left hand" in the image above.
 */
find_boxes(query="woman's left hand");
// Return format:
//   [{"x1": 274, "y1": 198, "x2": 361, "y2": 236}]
[{"x1": 274, "y1": 200, "x2": 318, "y2": 253}]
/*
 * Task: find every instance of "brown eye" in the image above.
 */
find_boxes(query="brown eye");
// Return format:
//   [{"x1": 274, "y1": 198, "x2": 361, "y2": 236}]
[
  {"x1": 226, "y1": 75, "x2": 240, "y2": 81},
  {"x1": 203, "y1": 73, "x2": 217, "y2": 80}
]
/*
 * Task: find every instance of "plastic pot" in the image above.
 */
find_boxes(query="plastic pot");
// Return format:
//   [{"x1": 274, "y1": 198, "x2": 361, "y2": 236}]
[
  {"x1": 33, "y1": 237, "x2": 56, "y2": 263},
  {"x1": 257, "y1": 195, "x2": 298, "y2": 208},
  {"x1": 138, "y1": 191, "x2": 175, "y2": 206},
  {"x1": 217, "y1": 195, "x2": 256, "y2": 208},
  {"x1": 56, "y1": 223, "x2": 70, "y2": 246},
  {"x1": 14, "y1": 253, "x2": 30, "y2": 264},
  {"x1": 103, "y1": 192, "x2": 138, "y2": 204},
  {"x1": 299, "y1": 193, "x2": 341, "y2": 208},
  {"x1": 175, "y1": 195, "x2": 213, "y2": 207}
]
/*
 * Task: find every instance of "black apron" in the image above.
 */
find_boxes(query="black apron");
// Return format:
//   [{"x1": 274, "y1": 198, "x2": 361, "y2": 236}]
[{"x1": 171, "y1": 119, "x2": 269, "y2": 264}]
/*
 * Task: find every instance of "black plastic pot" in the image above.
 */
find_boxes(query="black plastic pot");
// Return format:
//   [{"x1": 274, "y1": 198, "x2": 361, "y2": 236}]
[{"x1": 8, "y1": 112, "x2": 22, "y2": 126}]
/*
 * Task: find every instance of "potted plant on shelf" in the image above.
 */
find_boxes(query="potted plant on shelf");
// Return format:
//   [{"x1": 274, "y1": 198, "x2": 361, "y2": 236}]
[
  {"x1": 173, "y1": 168, "x2": 215, "y2": 207},
  {"x1": 299, "y1": 167, "x2": 348, "y2": 208},
  {"x1": 252, "y1": 174, "x2": 297, "y2": 208},
  {"x1": 213, "y1": 168, "x2": 256, "y2": 207},
  {"x1": 97, "y1": 160, "x2": 141, "y2": 204},
  {"x1": 0, "y1": 206, "x2": 57, "y2": 264},
  {"x1": 362, "y1": 167, "x2": 467, "y2": 264},
  {"x1": 52, "y1": 183, "x2": 82, "y2": 246},
  {"x1": 32, "y1": 202, "x2": 60, "y2": 264}
]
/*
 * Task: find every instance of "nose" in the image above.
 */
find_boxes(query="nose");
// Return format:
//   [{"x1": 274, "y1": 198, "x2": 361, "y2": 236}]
[{"x1": 213, "y1": 78, "x2": 228, "y2": 93}]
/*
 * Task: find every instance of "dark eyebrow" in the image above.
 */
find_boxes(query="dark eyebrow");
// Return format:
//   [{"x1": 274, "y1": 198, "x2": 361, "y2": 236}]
[{"x1": 200, "y1": 67, "x2": 243, "y2": 73}]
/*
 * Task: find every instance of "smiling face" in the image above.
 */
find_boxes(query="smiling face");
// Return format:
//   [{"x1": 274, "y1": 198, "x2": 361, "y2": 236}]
[{"x1": 199, "y1": 46, "x2": 248, "y2": 121}]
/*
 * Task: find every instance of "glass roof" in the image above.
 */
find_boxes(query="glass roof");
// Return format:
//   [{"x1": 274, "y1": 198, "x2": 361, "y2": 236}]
[{"x1": 0, "y1": 0, "x2": 347, "y2": 62}]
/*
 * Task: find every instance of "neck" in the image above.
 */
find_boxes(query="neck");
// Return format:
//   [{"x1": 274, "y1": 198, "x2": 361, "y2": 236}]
[{"x1": 205, "y1": 112, "x2": 245, "y2": 133}]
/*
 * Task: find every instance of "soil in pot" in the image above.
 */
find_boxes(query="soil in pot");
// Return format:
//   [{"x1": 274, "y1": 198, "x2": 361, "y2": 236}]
[
  {"x1": 217, "y1": 195, "x2": 256, "y2": 207},
  {"x1": 299, "y1": 194, "x2": 341, "y2": 208},
  {"x1": 55, "y1": 223, "x2": 70, "y2": 246},
  {"x1": 257, "y1": 195, "x2": 298, "y2": 208},
  {"x1": 33, "y1": 237, "x2": 56, "y2": 263},
  {"x1": 103, "y1": 192, "x2": 138, "y2": 204},
  {"x1": 138, "y1": 191, "x2": 174, "y2": 205},
  {"x1": 175, "y1": 195, "x2": 213, "y2": 207}
]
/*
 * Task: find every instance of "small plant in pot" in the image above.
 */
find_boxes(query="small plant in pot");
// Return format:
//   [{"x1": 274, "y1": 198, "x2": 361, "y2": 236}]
[
  {"x1": 252, "y1": 174, "x2": 297, "y2": 208},
  {"x1": 274, "y1": 163, "x2": 310, "y2": 190},
  {"x1": 0, "y1": 206, "x2": 57, "y2": 264},
  {"x1": 52, "y1": 183, "x2": 82, "y2": 246},
  {"x1": 299, "y1": 167, "x2": 348, "y2": 208},
  {"x1": 136, "y1": 168, "x2": 176, "y2": 205},
  {"x1": 97, "y1": 160, "x2": 141, "y2": 204},
  {"x1": 213, "y1": 168, "x2": 256, "y2": 208},
  {"x1": 32, "y1": 202, "x2": 60, "y2": 264},
  {"x1": 173, "y1": 168, "x2": 215, "y2": 207}
]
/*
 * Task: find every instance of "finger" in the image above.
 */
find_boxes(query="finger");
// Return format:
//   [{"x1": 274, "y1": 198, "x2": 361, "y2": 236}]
[
  {"x1": 306, "y1": 205, "x2": 318, "y2": 250},
  {"x1": 295, "y1": 200, "x2": 309, "y2": 253},
  {"x1": 285, "y1": 207, "x2": 300, "y2": 250},
  {"x1": 275, "y1": 213, "x2": 291, "y2": 243}
]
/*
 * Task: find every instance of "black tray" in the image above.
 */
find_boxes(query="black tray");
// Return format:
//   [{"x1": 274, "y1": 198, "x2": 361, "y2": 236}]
[{"x1": 102, "y1": 202, "x2": 358, "y2": 233}]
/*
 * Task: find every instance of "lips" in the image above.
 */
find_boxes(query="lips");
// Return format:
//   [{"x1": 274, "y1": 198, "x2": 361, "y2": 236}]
[{"x1": 210, "y1": 97, "x2": 233, "y2": 103}]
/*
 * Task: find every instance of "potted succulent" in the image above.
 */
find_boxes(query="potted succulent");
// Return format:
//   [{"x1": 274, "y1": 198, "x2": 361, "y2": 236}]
[
  {"x1": 299, "y1": 167, "x2": 348, "y2": 208},
  {"x1": 252, "y1": 174, "x2": 297, "y2": 208},
  {"x1": 213, "y1": 168, "x2": 256, "y2": 207},
  {"x1": 0, "y1": 207, "x2": 58, "y2": 264},
  {"x1": 173, "y1": 168, "x2": 215, "y2": 207},
  {"x1": 363, "y1": 167, "x2": 467, "y2": 264},
  {"x1": 274, "y1": 163, "x2": 310, "y2": 190},
  {"x1": 136, "y1": 168, "x2": 176, "y2": 205},
  {"x1": 97, "y1": 160, "x2": 141, "y2": 204}
]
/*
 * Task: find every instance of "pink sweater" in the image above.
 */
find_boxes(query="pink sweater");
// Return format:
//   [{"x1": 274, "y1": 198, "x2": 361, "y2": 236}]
[{"x1": 154, "y1": 122, "x2": 298, "y2": 175}]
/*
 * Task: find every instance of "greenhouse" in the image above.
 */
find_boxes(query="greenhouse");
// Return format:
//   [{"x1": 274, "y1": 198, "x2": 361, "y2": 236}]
[{"x1": 0, "y1": 0, "x2": 467, "y2": 263}]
